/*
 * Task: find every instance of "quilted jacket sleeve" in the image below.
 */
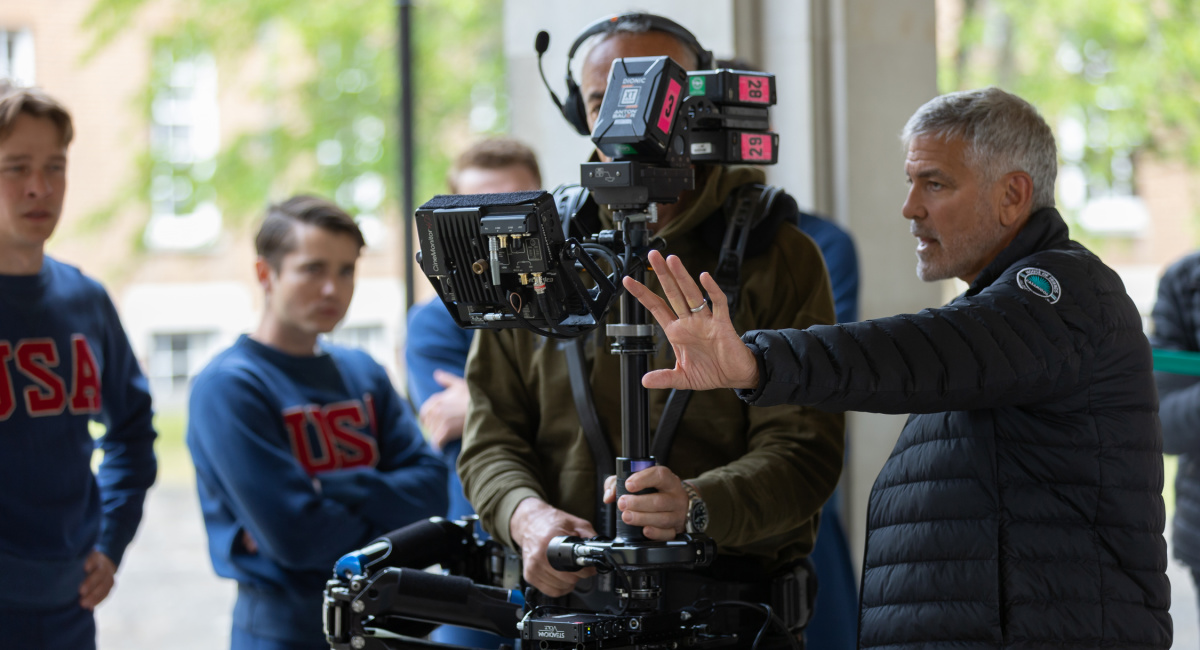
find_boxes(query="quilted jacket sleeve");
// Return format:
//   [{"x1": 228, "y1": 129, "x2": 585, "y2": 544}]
[{"x1": 739, "y1": 250, "x2": 1105, "y2": 415}]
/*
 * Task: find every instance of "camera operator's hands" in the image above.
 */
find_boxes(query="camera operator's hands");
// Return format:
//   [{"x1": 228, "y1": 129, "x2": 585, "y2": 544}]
[
  {"x1": 603, "y1": 466, "x2": 690, "y2": 541},
  {"x1": 623, "y1": 251, "x2": 759, "y2": 391},
  {"x1": 510, "y1": 497, "x2": 598, "y2": 597},
  {"x1": 419, "y1": 369, "x2": 469, "y2": 450}
]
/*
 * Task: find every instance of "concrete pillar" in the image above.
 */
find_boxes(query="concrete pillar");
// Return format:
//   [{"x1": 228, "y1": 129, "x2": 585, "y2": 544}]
[{"x1": 817, "y1": 0, "x2": 943, "y2": 569}]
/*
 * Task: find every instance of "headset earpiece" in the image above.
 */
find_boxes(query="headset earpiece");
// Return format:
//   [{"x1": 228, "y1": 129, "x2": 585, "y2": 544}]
[{"x1": 562, "y1": 76, "x2": 591, "y2": 136}]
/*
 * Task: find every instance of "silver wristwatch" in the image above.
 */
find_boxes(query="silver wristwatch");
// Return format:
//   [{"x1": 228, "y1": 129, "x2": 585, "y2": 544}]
[{"x1": 682, "y1": 480, "x2": 709, "y2": 535}]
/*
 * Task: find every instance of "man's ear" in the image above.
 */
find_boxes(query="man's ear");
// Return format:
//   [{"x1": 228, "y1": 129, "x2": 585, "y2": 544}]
[
  {"x1": 254, "y1": 257, "x2": 274, "y2": 292},
  {"x1": 998, "y1": 171, "x2": 1034, "y2": 227}
]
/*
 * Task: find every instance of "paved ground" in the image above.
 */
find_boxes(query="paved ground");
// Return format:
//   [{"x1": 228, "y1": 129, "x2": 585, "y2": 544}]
[
  {"x1": 1175, "y1": 546, "x2": 1199, "y2": 649},
  {"x1": 96, "y1": 482, "x2": 1200, "y2": 649},
  {"x1": 95, "y1": 482, "x2": 235, "y2": 650}
]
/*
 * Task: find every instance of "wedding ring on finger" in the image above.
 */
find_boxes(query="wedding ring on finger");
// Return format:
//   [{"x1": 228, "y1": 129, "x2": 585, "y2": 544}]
[{"x1": 688, "y1": 298, "x2": 708, "y2": 314}]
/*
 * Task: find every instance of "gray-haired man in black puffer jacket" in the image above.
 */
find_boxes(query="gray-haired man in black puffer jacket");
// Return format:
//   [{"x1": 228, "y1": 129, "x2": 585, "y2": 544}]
[{"x1": 623, "y1": 87, "x2": 1171, "y2": 649}]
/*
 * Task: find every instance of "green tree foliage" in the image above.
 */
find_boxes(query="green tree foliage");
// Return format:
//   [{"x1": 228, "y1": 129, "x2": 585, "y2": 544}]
[
  {"x1": 84, "y1": 0, "x2": 505, "y2": 228},
  {"x1": 941, "y1": 0, "x2": 1200, "y2": 202}
]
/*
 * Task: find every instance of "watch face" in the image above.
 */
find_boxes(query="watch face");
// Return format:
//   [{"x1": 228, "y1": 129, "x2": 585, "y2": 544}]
[{"x1": 691, "y1": 501, "x2": 709, "y2": 534}]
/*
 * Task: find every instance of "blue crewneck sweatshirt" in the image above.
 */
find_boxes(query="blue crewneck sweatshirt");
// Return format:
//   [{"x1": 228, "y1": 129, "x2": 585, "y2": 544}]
[
  {"x1": 188, "y1": 335, "x2": 448, "y2": 643},
  {"x1": 0, "y1": 256, "x2": 158, "y2": 609}
]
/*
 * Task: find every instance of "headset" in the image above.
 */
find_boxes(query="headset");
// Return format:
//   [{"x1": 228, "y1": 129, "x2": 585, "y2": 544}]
[{"x1": 536, "y1": 13, "x2": 715, "y2": 136}]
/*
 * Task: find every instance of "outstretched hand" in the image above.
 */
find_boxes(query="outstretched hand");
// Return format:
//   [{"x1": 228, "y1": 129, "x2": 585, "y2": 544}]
[{"x1": 622, "y1": 250, "x2": 759, "y2": 391}]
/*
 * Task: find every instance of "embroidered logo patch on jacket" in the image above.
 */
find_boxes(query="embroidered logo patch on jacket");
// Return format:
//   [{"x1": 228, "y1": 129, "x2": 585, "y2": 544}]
[{"x1": 1017, "y1": 267, "x2": 1062, "y2": 303}]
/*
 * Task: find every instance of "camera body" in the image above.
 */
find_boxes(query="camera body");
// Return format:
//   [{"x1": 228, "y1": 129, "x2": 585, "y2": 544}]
[
  {"x1": 584, "y1": 56, "x2": 777, "y2": 209},
  {"x1": 588, "y1": 57, "x2": 777, "y2": 165}
]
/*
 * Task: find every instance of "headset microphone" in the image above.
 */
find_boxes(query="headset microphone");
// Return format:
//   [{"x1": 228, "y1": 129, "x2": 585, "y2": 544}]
[{"x1": 534, "y1": 31, "x2": 565, "y2": 114}]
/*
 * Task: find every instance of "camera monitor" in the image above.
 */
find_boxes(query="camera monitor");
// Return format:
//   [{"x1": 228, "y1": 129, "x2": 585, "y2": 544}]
[{"x1": 415, "y1": 190, "x2": 617, "y2": 338}]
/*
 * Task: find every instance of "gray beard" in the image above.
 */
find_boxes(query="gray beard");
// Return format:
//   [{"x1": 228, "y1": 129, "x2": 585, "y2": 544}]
[{"x1": 915, "y1": 201, "x2": 1007, "y2": 283}]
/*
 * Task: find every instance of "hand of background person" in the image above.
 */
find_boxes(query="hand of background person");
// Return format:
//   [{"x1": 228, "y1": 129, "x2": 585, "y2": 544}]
[
  {"x1": 79, "y1": 549, "x2": 116, "y2": 610},
  {"x1": 509, "y1": 497, "x2": 597, "y2": 597},
  {"x1": 242, "y1": 530, "x2": 259, "y2": 554},
  {"x1": 622, "y1": 250, "x2": 760, "y2": 391},
  {"x1": 419, "y1": 369, "x2": 470, "y2": 450},
  {"x1": 602, "y1": 465, "x2": 690, "y2": 541}
]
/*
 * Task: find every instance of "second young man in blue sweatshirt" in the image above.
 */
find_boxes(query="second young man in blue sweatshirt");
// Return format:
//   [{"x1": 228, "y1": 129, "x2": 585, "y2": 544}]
[{"x1": 188, "y1": 195, "x2": 447, "y2": 650}]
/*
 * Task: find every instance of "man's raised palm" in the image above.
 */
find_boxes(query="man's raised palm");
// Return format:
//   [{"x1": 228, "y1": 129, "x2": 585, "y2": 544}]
[{"x1": 622, "y1": 251, "x2": 759, "y2": 392}]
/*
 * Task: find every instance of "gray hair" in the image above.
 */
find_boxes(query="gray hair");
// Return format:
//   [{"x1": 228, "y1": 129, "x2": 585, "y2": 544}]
[{"x1": 902, "y1": 87, "x2": 1057, "y2": 211}]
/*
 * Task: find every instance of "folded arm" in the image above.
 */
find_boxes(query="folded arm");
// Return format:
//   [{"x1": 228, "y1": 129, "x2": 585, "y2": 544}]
[
  {"x1": 188, "y1": 371, "x2": 375, "y2": 573},
  {"x1": 318, "y1": 375, "x2": 448, "y2": 530}
]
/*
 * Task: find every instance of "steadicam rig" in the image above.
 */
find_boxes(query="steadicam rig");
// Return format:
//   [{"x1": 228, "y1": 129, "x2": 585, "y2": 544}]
[{"x1": 324, "y1": 52, "x2": 787, "y2": 650}]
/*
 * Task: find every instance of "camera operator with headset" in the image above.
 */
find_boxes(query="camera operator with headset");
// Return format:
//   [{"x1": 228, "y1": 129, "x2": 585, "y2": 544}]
[{"x1": 456, "y1": 13, "x2": 844, "y2": 647}]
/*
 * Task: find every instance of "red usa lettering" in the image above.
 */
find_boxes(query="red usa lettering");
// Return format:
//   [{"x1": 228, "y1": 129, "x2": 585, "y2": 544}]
[
  {"x1": 69, "y1": 335, "x2": 102, "y2": 414},
  {"x1": 0, "y1": 342, "x2": 13, "y2": 420},
  {"x1": 284, "y1": 396, "x2": 380, "y2": 475},
  {"x1": 0, "y1": 336, "x2": 104, "y2": 421},
  {"x1": 284, "y1": 406, "x2": 336, "y2": 474},
  {"x1": 325, "y1": 402, "x2": 379, "y2": 465}
]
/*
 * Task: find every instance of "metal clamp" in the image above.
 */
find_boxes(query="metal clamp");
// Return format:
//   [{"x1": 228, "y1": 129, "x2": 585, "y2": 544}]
[{"x1": 606, "y1": 324, "x2": 656, "y2": 337}]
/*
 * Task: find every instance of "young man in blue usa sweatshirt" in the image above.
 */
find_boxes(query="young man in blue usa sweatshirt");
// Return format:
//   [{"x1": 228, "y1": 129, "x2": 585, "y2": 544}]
[
  {"x1": 187, "y1": 195, "x2": 448, "y2": 650},
  {"x1": 0, "y1": 84, "x2": 158, "y2": 649}
]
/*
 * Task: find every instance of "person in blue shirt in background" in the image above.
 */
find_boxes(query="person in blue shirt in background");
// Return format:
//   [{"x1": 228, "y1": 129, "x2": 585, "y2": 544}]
[
  {"x1": 0, "y1": 82, "x2": 158, "y2": 650},
  {"x1": 407, "y1": 137, "x2": 542, "y2": 512},
  {"x1": 406, "y1": 137, "x2": 541, "y2": 648},
  {"x1": 188, "y1": 195, "x2": 447, "y2": 650},
  {"x1": 793, "y1": 210, "x2": 860, "y2": 650}
]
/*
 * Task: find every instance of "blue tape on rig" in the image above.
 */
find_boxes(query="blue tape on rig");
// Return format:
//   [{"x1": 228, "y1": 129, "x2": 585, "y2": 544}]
[{"x1": 333, "y1": 552, "x2": 366, "y2": 579}]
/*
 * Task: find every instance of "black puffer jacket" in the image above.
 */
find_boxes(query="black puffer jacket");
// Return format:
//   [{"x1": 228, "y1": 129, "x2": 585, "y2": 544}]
[
  {"x1": 740, "y1": 208, "x2": 1171, "y2": 649},
  {"x1": 1151, "y1": 252, "x2": 1200, "y2": 569}
]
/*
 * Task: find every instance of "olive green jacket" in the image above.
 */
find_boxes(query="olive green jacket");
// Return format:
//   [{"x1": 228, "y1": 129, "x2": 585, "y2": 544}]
[{"x1": 459, "y1": 165, "x2": 845, "y2": 570}]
